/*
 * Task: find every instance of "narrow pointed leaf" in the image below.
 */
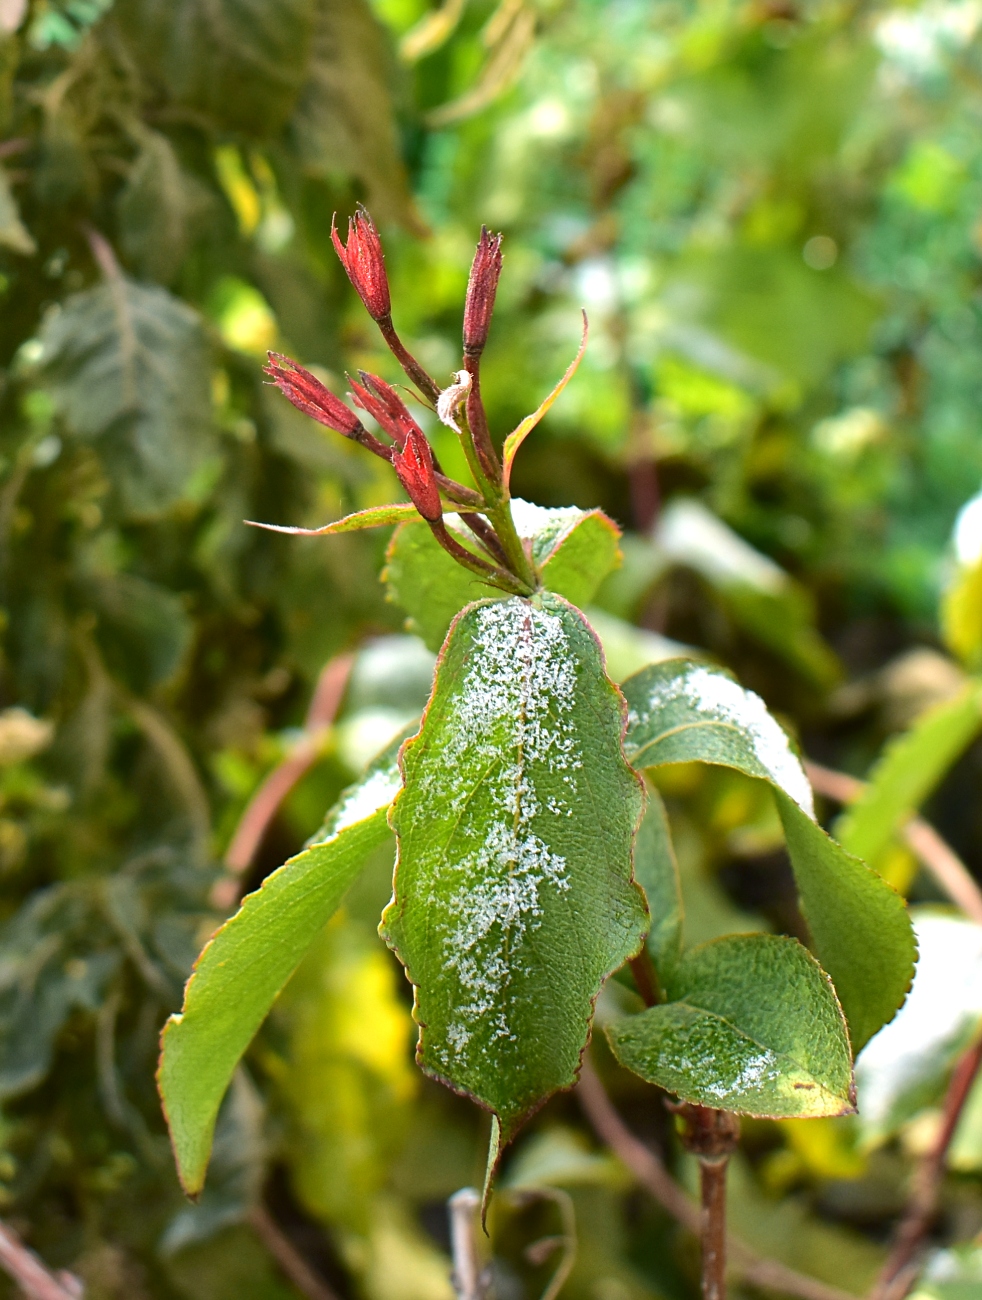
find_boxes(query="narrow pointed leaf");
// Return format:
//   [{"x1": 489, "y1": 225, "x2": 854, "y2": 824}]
[
  {"x1": 382, "y1": 595, "x2": 647, "y2": 1150},
  {"x1": 246, "y1": 503, "x2": 418, "y2": 536},
  {"x1": 608, "y1": 934, "x2": 855, "y2": 1117},
  {"x1": 621, "y1": 660, "x2": 915, "y2": 1052},
  {"x1": 159, "y1": 739, "x2": 404, "y2": 1196},
  {"x1": 385, "y1": 502, "x2": 621, "y2": 651},
  {"x1": 836, "y1": 681, "x2": 982, "y2": 871},
  {"x1": 633, "y1": 785, "x2": 683, "y2": 985},
  {"x1": 502, "y1": 313, "x2": 589, "y2": 488}
]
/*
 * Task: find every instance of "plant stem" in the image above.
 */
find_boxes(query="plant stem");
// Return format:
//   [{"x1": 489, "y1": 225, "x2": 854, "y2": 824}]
[
  {"x1": 577, "y1": 1065, "x2": 853, "y2": 1300},
  {"x1": 463, "y1": 355, "x2": 501, "y2": 484},
  {"x1": 487, "y1": 499, "x2": 538, "y2": 592},
  {"x1": 872, "y1": 1033, "x2": 982, "y2": 1300},
  {"x1": 448, "y1": 1188, "x2": 486, "y2": 1300},
  {"x1": 0, "y1": 1216, "x2": 84, "y2": 1300},
  {"x1": 430, "y1": 519, "x2": 531, "y2": 595},
  {"x1": 671, "y1": 1105, "x2": 740, "y2": 1300},
  {"x1": 700, "y1": 1157, "x2": 729, "y2": 1300},
  {"x1": 377, "y1": 316, "x2": 442, "y2": 405},
  {"x1": 629, "y1": 948, "x2": 662, "y2": 1007},
  {"x1": 248, "y1": 1205, "x2": 341, "y2": 1300}
]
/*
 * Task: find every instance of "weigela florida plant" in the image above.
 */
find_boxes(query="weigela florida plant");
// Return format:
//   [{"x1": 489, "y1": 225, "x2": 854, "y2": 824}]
[{"x1": 158, "y1": 209, "x2": 916, "y2": 1242}]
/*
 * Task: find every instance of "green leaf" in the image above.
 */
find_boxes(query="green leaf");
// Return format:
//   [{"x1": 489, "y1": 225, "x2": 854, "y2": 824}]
[
  {"x1": 384, "y1": 502, "x2": 622, "y2": 652},
  {"x1": 116, "y1": 0, "x2": 317, "y2": 136},
  {"x1": 36, "y1": 279, "x2": 215, "y2": 518},
  {"x1": 382, "y1": 595, "x2": 647, "y2": 1150},
  {"x1": 289, "y1": 0, "x2": 417, "y2": 224},
  {"x1": 633, "y1": 785, "x2": 682, "y2": 985},
  {"x1": 159, "y1": 739, "x2": 404, "y2": 1197},
  {"x1": 835, "y1": 682, "x2": 982, "y2": 870},
  {"x1": 248, "y1": 502, "x2": 419, "y2": 537},
  {"x1": 607, "y1": 934, "x2": 855, "y2": 1117},
  {"x1": 116, "y1": 130, "x2": 194, "y2": 285},
  {"x1": 621, "y1": 660, "x2": 916, "y2": 1052},
  {"x1": 502, "y1": 312, "x2": 588, "y2": 487}
]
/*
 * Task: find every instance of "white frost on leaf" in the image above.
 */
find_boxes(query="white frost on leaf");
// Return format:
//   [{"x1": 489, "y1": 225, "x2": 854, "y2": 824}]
[
  {"x1": 509, "y1": 499, "x2": 584, "y2": 563},
  {"x1": 634, "y1": 664, "x2": 814, "y2": 817},
  {"x1": 422, "y1": 599, "x2": 583, "y2": 1067},
  {"x1": 328, "y1": 764, "x2": 402, "y2": 837}
]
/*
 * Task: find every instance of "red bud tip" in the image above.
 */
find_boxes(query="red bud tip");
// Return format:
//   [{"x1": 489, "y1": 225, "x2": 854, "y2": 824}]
[
  {"x1": 331, "y1": 206, "x2": 391, "y2": 323},
  {"x1": 348, "y1": 372, "x2": 422, "y2": 448},
  {"x1": 392, "y1": 428, "x2": 442, "y2": 522},
  {"x1": 463, "y1": 226, "x2": 503, "y2": 355},
  {"x1": 263, "y1": 352, "x2": 363, "y2": 438}
]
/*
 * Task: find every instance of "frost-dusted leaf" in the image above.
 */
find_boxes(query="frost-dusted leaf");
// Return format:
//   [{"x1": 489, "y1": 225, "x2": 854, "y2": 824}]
[
  {"x1": 836, "y1": 682, "x2": 982, "y2": 871},
  {"x1": 633, "y1": 785, "x2": 682, "y2": 985},
  {"x1": 608, "y1": 935, "x2": 854, "y2": 1117},
  {"x1": 622, "y1": 660, "x2": 915, "y2": 1052},
  {"x1": 115, "y1": 0, "x2": 317, "y2": 136},
  {"x1": 290, "y1": 0, "x2": 416, "y2": 224},
  {"x1": 385, "y1": 502, "x2": 622, "y2": 652},
  {"x1": 159, "y1": 739, "x2": 404, "y2": 1196},
  {"x1": 856, "y1": 912, "x2": 982, "y2": 1144},
  {"x1": 37, "y1": 279, "x2": 215, "y2": 518},
  {"x1": 382, "y1": 595, "x2": 646, "y2": 1149},
  {"x1": 250, "y1": 502, "x2": 419, "y2": 537}
]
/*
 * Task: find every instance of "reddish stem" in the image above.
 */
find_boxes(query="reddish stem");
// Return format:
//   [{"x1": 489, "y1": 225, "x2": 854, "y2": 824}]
[
  {"x1": 873, "y1": 1034, "x2": 982, "y2": 1299},
  {"x1": 211, "y1": 654, "x2": 355, "y2": 908},
  {"x1": 378, "y1": 316, "x2": 441, "y2": 405}
]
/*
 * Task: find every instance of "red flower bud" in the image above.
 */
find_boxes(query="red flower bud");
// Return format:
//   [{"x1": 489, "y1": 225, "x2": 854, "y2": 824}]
[
  {"x1": 264, "y1": 352, "x2": 363, "y2": 436},
  {"x1": 392, "y1": 428, "x2": 442, "y2": 522},
  {"x1": 331, "y1": 206, "x2": 391, "y2": 323},
  {"x1": 264, "y1": 352, "x2": 391, "y2": 460},
  {"x1": 348, "y1": 372, "x2": 422, "y2": 448},
  {"x1": 463, "y1": 226, "x2": 503, "y2": 355}
]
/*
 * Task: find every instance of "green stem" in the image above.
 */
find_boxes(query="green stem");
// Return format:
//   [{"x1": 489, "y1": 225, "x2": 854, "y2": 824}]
[{"x1": 487, "y1": 498, "x2": 538, "y2": 592}]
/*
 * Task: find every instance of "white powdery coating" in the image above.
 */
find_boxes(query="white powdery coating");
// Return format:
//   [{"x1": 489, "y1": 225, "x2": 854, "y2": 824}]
[
  {"x1": 425, "y1": 600, "x2": 582, "y2": 1066},
  {"x1": 635, "y1": 665, "x2": 814, "y2": 817},
  {"x1": 668, "y1": 1044, "x2": 782, "y2": 1099},
  {"x1": 509, "y1": 499, "x2": 584, "y2": 560},
  {"x1": 331, "y1": 765, "x2": 402, "y2": 836}
]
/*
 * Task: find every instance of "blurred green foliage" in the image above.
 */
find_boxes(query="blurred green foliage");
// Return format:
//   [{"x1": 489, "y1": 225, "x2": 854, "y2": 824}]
[{"x1": 4, "y1": 0, "x2": 982, "y2": 1295}]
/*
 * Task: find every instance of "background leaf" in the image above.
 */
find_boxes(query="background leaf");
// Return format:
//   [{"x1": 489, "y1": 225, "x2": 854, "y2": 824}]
[{"x1": 36, "y1": 278, "x2": 216, "y2": 517}]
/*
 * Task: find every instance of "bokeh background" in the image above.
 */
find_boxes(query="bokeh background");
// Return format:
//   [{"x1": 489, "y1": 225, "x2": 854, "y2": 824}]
[{"x1": 4, "y1": 0, "x2": 982, "y2": 1295}]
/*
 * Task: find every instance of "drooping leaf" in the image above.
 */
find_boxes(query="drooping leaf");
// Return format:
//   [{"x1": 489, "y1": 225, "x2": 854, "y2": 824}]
[
  {"x1": 632, "y1": 784, "x2": 683, "y2": 986},
  {"x1": 115, "y1": 0, "x2": 317, "y2": 137},
  {"x1": 36, "y1": 278, "x2": 215, "y2": 517},
  {"x1": 382, "y1": 595, "x2": 647, "y2": 1153},
  {"x1": 608, "y1": 934, "x2": 855, "y2": 1117},
  {"x1": 289, "y1": 0, "x2": 417, "y2": 225},
  {"x1": 502, "y1": 312, "x2": 588, "y2": 487},
  {"x1": 835, "y1": 682, "x2": 982, "y2": 871},
  {"x1": 384, "y1": 502, "x2": 622, "y2": 652},
  {"x1": 159, "y1": 737, "x2": 405, "y2": 1196},
  {"x1": 621, "y1": 660, "x2": 916, "y2": 1051},
  {"x1": 248, "y1": 502, "x2": 419, "y2": 536}
]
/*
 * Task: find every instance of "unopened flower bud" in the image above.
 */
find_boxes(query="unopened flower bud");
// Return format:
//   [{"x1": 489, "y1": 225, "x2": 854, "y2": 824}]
[
  {"x1": 331, "y1": 206, "x2": 391, "y2": 323},
  {"x1": 463, "y1": 226, "x2": 503, "y2": 355},
  {"x1": 348, "y1": 372, "x2": 421, "y2": 448},
  {"x1": 264, "y1": 352, "x2": 363, "y2": 437},
  {"x1": 392, "y1": 428, "x2": 442, "y2": 522}
]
